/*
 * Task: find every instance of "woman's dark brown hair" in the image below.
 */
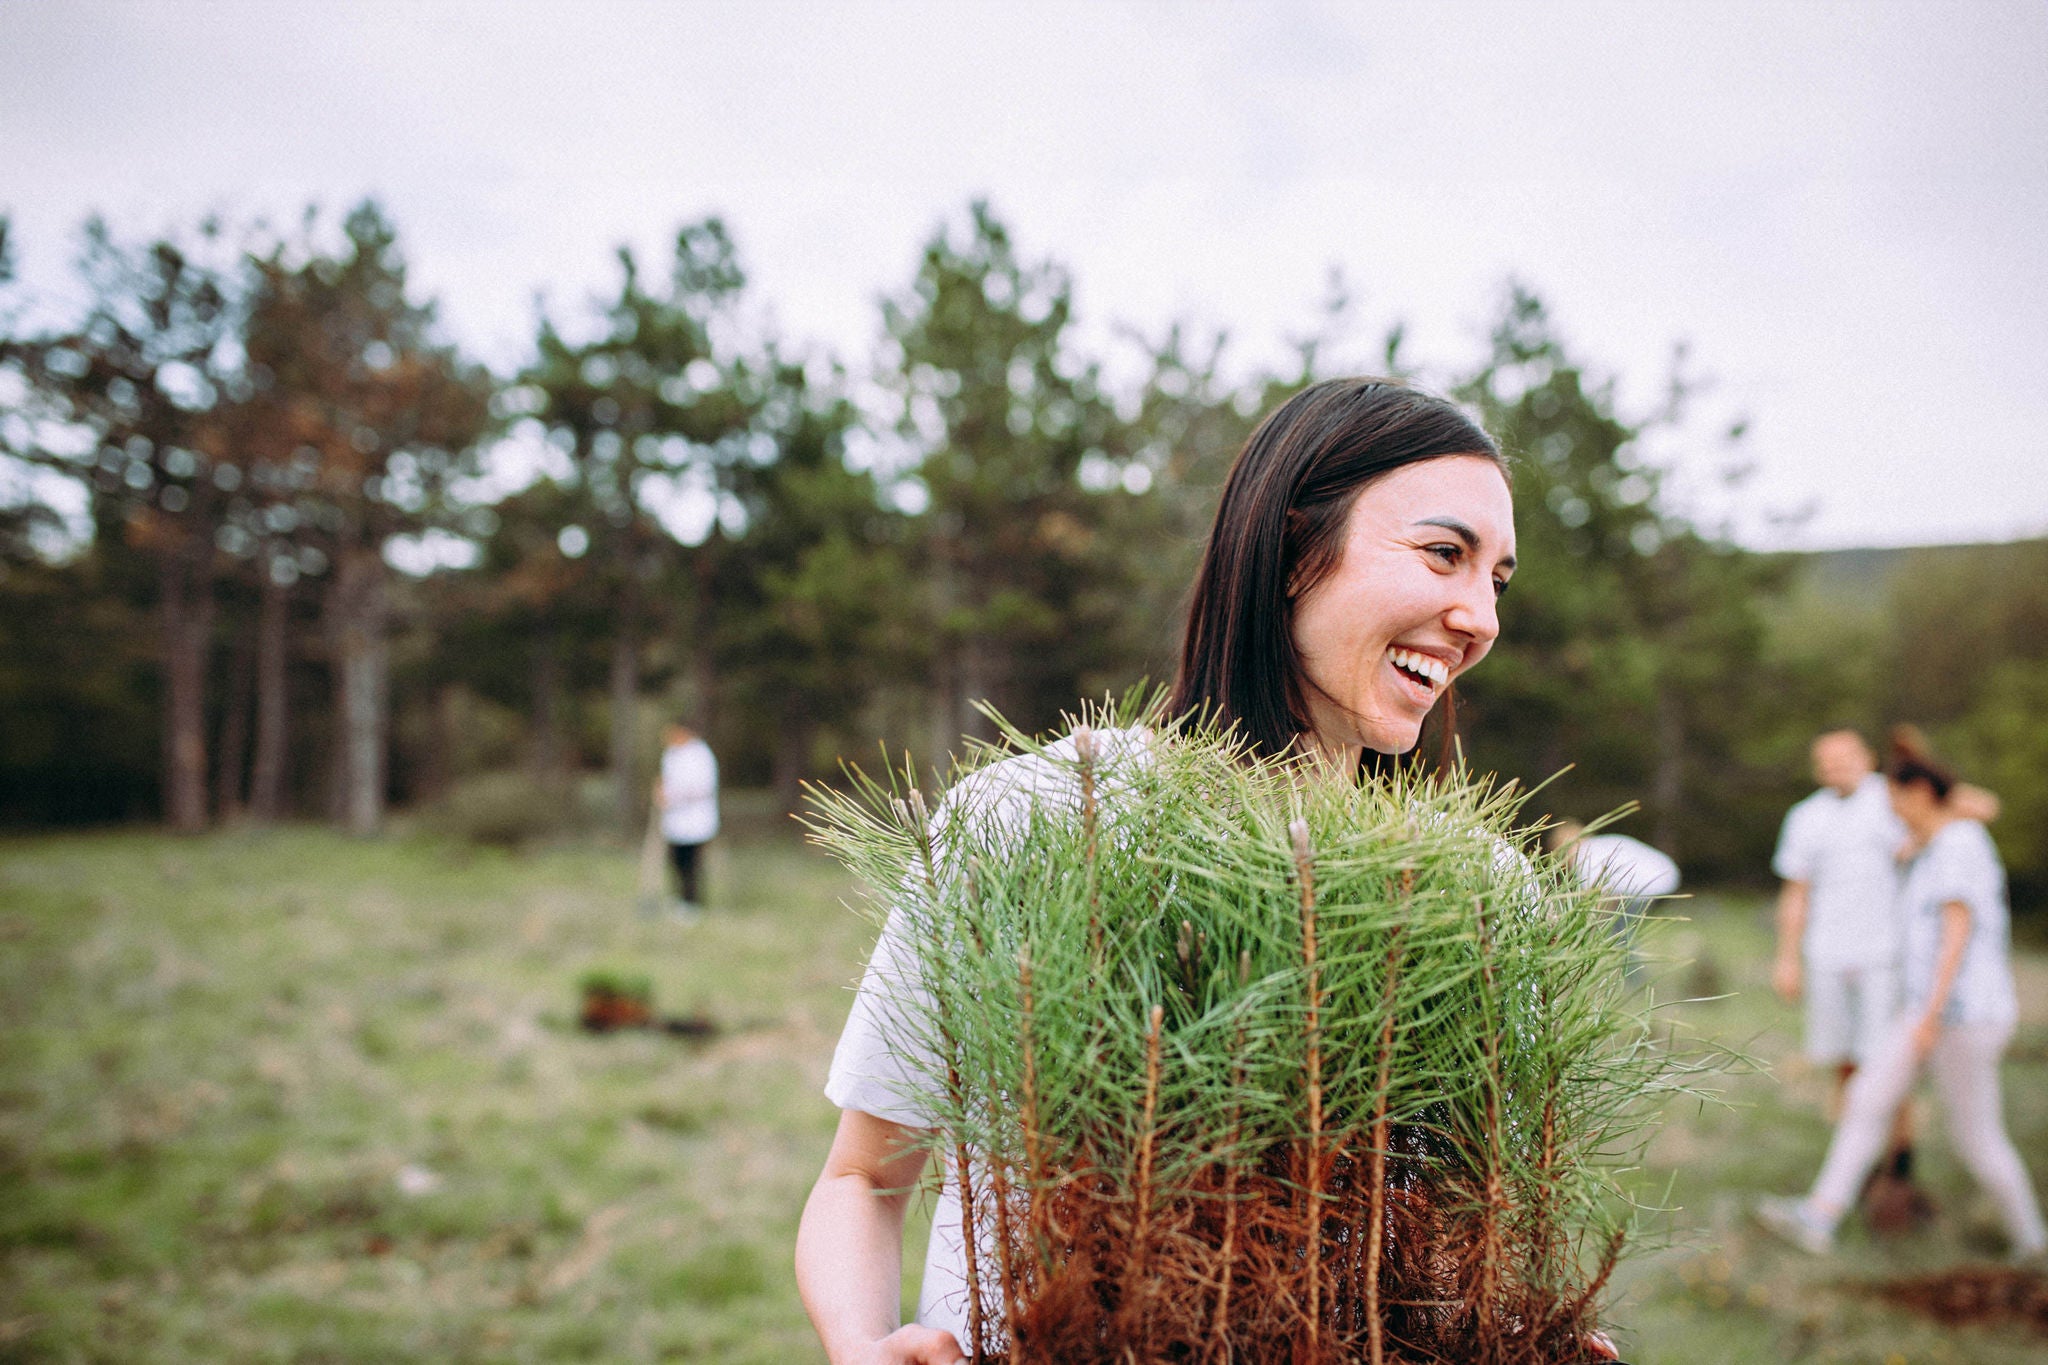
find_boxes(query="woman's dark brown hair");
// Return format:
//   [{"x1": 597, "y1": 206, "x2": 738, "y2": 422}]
[
  {"x1": 1886, "y1": 724, "x2": 1958, "y2": 800},
  {"x1": 1170, "y1": 377, "x2": 1504, "y2": 758}
]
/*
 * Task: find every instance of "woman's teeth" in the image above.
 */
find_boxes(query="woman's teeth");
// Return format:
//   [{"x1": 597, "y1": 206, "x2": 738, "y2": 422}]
[{"x1": 1388, "y1": 647, "x2": 1448, "y2": 688}]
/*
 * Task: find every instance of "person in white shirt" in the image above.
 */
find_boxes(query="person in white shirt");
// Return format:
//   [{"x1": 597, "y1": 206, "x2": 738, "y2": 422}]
[
  {"x1": 795, "y1": 380, "x2": 1639, "y2": 1364},
  {"x1": 1549, "y1": 822, "x2": 1680, "y2": 982},
  {"x1": 1771, "y1": 730, "x2": 1909, "y2": 1113},
  {"x1": 1756, "y1": 741, "x2": 2046, "y2": 1260},
  {"x1": 655, "y1": 722, "x2": 718, "y2": 911}
]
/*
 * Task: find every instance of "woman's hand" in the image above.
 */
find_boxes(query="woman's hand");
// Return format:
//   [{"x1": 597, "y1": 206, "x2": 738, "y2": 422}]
[
  {"x1": 1951, "y1": 783, "x2": 2000, "y2": 824},
  {"x1": 849, "y1": 1326, "x2": 967, "y2": 1364}
]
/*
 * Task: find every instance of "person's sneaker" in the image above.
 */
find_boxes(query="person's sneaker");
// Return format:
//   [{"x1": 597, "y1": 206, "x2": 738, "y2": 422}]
[
  {"x1": 669, "y1": 899, "x2": 702, "y2": 924},
  {"x1": 1754, "y1": 1195, "x2": 1835, "y2": 1255}
]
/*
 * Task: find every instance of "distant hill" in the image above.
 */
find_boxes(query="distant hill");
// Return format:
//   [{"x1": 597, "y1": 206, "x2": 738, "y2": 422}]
[{"x1": 1786, "y1": 538, "x2": 2048, "y2": 617}]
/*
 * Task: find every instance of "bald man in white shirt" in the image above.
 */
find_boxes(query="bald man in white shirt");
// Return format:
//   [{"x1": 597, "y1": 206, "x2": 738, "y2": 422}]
[{"x1": 1773, "y1": 731, "x2": 1909, "y2": 1106}]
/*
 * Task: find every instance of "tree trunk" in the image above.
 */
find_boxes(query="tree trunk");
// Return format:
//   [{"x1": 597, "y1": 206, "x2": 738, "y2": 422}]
[
  {"x1": 248, "y1": 565, "x2": 292, "y2": 822},
  {"x1": 610, "y1": 572, "x2": 641, "y2": 836},
  {"x1": 927, "y1": 534, "x2": 966, "y2": 768},
  {"x1": 1652, "y1": 683, "x2": 1684, "y2": 858},
  {"x1": 687, "y1": 546, "x2": 718, "y2": 735},
  {"x1": 327, "y1": 544, "x2": 389, "y2": 837},
  {"x1": 772, "y1": 702, "x2": 815, "y2": 817},
  {"x1": 531, "y1": 627, "x2": 563, "y2": 787},
  {"x1": 929, "y1": 639, "x2": 964, "y2": 773},
  {"x1": 961, "y1": 630, "x2": 999, "y2": 746},
  {"x1": 158, "y1": 541, "x2": 214, "y2": 834},
  {"x1": 416, "y1": 681, "x2": 457, "y2": 804},
  {"x1": 214, "y1": 609, "x2": 255, "y2": 821}
]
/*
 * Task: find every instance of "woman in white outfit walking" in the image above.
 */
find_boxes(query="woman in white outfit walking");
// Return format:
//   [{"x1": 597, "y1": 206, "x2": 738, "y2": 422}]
[{"x1": 1757, "y1": 736, "x2": 2047, "y2": 1260}]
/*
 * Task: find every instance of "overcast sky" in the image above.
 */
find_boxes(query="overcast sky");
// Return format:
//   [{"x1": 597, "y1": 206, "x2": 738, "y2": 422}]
[{"x1": 3, "y1": 0, "x2": 2044, "y2": 549}]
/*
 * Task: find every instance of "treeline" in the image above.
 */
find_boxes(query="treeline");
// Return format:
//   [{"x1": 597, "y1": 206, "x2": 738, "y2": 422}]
[{"x1": 1, "y1": 201, "x2": 2042, "y2": 899}]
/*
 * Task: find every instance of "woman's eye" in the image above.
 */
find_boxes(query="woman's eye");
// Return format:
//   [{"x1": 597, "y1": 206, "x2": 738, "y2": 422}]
[
  {"x1": 1427, "y1": 543, "x2": 1461, "y2": 566},
  {"x1": 1492, "y1": 577, "x2": 1511, "y2": 600}
]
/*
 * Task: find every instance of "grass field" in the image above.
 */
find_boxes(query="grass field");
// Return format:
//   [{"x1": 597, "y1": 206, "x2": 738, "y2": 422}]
[{"x1": 3, "y1": 816, "x2": 2045, "y2": 1363}]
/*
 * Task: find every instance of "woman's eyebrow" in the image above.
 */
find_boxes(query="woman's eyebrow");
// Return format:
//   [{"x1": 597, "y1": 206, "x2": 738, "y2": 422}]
[{"x1": 1414, "y1": 516, "x2": 1517, "y2": 570}]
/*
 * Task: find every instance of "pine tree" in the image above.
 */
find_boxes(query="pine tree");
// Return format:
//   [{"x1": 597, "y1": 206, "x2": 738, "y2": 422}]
[
  {"x1": 0, "y1": 216, "x2": 244, "y2": 831},
  {"x1": 881, "y1": 201, "x2": 1130, "y2": 761},
  {"x1": 242, "y1": 202, "x2": 492, "y2": 834},
  {"x1": 520, "y1": 220, "x2": 751, "y2": 830}
]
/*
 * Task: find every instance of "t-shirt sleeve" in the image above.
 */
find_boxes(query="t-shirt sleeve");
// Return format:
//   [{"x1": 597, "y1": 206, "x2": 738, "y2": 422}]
[
  {"x1": 1772, "y1": 803, "x2": 1815, "y2": 882},
  {"x1": 1921, "y1": 827, "x2": 1994, "y2": 918},
  {"x1": 820, "y1": 731, "x2": 1128, "y2": 1129},
  {"x1": 823, "y1": 898, "x2": 946, "y2": 1128}
]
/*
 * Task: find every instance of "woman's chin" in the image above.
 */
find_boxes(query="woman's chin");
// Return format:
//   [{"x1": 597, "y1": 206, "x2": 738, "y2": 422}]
[
  {"x1": 1360, "y1": 720, "x2": 1425, "y2": 755},
  {"x1": 1308, "y1": 698, "x2": 1427, "y2": 759}
]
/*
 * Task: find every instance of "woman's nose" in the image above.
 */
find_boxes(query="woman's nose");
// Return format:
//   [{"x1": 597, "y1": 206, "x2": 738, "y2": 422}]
[{"x1": 1444, "y1": 578, "x2": 1500, "y2": 644}]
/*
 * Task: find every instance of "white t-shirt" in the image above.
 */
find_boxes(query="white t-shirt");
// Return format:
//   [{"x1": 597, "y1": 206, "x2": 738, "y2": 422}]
[
  {"x1": 1571, "y1": 833, "x2": 1680, "y2": 900},
  {"x1": 824, "y1": 726, "x2": 1151, "y2": 1343},
  {"x1": 659, "y1": 738, "x2": 719, "y2": 844},
  {"x1": 1772, "y1": 774, "x2": 1905, "y2": 968},
  {"x1": 1899, "y1": 819, "x2": 2017, "y2": 1026}
]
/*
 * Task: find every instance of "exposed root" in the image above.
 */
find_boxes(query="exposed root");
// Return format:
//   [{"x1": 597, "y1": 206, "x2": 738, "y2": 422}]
[{"x1": 988, "y1": 1126, "x2": 1606, "y2": 1365}]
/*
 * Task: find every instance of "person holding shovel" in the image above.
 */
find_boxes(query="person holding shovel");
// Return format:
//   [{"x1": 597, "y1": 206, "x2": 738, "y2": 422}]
[{"x1": 654, "y1": 721, "x2": 718, "y2": 915}]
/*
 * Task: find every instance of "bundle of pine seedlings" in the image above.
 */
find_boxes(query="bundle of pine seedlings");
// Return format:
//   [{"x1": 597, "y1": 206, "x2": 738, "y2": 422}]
[{"x1": 808, "y1": 706, "x2": 1697, "y2": 1365}]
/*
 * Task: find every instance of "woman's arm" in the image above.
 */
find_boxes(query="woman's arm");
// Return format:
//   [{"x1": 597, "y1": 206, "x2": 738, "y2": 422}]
[
  {"x1": 1951, "y1": 783, "x2": 2000, "y2": 824},
  {"x1": 1911, "y1": 899, "x2": 1972, "y2": 1060},
  {"x1": 1772, "y1": 879, "x2": 1809, "y2": 1002},
  {"x1": 796, "y1": 1109, "x2": 963, "y2": 1365}
]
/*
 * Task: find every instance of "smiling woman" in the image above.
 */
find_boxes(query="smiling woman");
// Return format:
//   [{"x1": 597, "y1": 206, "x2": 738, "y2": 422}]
[
  {"x1": 1287, "y1": 457, "x2": 1513, "y2": 761},
  {"x1": 797, "y1": 379, "x2": 1569, "y2": 1365},
  {"x1": 1170, "y1": 378, "x2": 1512, "y2": 770}
]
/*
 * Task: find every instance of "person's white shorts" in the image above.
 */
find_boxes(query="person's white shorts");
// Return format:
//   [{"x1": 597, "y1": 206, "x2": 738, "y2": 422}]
[{"x1": 1805, "y1": 961, "x2": 1902, "y2": 1066}]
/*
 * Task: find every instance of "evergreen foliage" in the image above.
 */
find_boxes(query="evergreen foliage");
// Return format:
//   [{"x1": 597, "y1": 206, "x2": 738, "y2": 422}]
[
  {"x1": 882, "y1": 201, "x2": 1135, "y2": 757},
  {"x1": 5, "y1": 198, "x2": 2041, "y2": 906},
  {"x1": 807, "y1": 700, "x2": 1708, "y2": 1363}
]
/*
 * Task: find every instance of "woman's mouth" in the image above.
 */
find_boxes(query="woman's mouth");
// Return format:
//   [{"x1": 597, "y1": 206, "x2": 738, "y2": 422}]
[{"x1": 1386, "y1": 645, "x2": 1449, "y2": 700}]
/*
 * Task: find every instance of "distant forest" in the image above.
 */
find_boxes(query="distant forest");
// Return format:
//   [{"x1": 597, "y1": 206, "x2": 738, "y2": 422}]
[{"x1": 3, "y1": 201, "x2": 2044, "y2": 903}]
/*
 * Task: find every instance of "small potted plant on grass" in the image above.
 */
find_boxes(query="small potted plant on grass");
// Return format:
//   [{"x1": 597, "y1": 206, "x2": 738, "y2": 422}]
[{"x1": 578, "y1": 970, "x2": 656, "y2": 1032}]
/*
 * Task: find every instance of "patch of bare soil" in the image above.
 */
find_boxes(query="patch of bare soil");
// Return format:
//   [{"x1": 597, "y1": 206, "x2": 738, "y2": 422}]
[{"x1": 1864, "y1": 1265, "x2": 2048, "y2": 1336}]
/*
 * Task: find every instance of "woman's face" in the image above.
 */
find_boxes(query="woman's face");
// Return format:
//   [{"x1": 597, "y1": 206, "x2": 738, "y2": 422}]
[
  {"x1": 1888, "y1": 778, "x2": 1940, "y2": 831},
  {"x1": 1289, "y1": 455, "x2": 1516, "y2": 756}
]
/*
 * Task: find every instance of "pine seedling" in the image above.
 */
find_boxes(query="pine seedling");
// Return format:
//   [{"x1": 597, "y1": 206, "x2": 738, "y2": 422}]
[{"x1": 805, "y1": 697, "x2": 1711, "y2": 1363}]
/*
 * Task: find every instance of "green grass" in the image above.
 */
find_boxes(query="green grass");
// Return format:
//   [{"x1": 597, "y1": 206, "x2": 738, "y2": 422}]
[
  {"x1": 1, "y1": 824, "x2": 2044, "y2": 1363},
  {"x1": 1610, "y1": 895, "x2": 2048, "y2": 1365}
]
